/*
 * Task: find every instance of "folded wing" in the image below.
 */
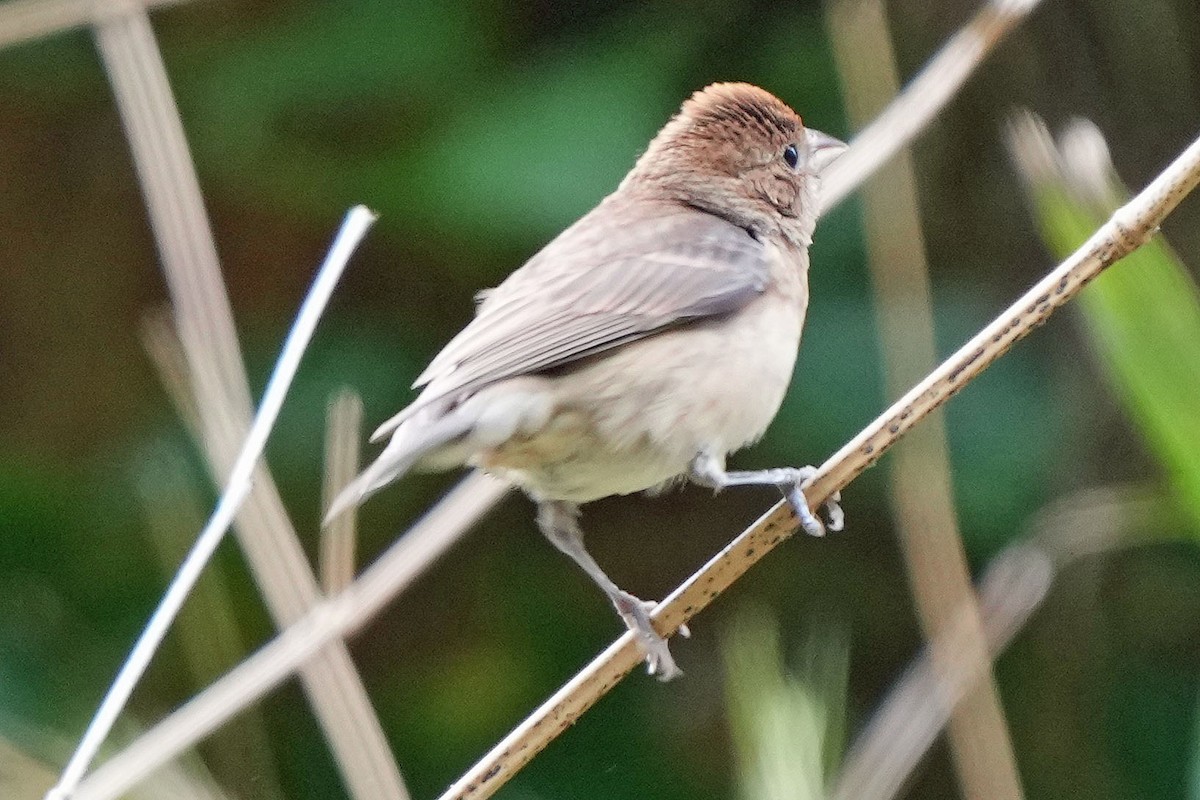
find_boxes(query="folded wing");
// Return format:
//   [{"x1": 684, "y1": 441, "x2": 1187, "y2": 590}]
[{"x1": 372, "y1": 198, "x2": 770, "y2": 441}]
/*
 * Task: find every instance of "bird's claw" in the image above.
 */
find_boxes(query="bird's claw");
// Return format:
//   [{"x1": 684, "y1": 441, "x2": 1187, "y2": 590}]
[
  {"x1": 614, "y1": 591, "x2": 684, "y2": 681},
  {"x1": 783, "y1": 466, "x2": 844, "y2": 537}
]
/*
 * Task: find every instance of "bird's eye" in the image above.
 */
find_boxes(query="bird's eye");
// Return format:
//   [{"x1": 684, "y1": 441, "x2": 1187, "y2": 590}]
[{"x1": 783, "y1": 143, "x2": 799, "y2": 169}]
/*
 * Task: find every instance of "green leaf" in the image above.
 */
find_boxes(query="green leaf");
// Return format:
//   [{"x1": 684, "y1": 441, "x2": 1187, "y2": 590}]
[
  {"x1": 723, "y1": 607, "x2": 847, "y2": 800},
  {"x1": 1016, "y1": 127, "x2": 1200, "y2": 538}
]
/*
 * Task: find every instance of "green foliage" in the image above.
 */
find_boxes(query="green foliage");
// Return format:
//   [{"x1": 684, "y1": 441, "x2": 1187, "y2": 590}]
[
  {"x1": 1013, "y1": 118, "x2": 1200, "y2": 800},
  {"x1": 173, "y1": 1, "x2": 709, "y2": 248},
  {"x1": 2, "y1": 4, "x2": 1199, "y2": 799},
  {"x1": 723, "y1": 607, "x2": 847, "y2": 800},
  {"x1": 1022, "y1": 155, "x2": 1200, "y2": 535}
]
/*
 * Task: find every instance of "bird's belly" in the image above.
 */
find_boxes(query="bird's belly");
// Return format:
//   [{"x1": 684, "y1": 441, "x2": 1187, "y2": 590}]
[
  {"x1": 480, "y1": 425, "x2": 687, "y2": 503},
  {"x1": 479, "y1": 292, "x2": 804, "y2": 503}
]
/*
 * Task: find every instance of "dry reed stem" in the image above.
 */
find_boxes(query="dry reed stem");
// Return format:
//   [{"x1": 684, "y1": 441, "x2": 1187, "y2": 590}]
[
  {"x1": 428, "y1": 123, "x2": 1200, "y2": 800},
  {"x1": 322, "y1": 391, "x2": 365, "y2": 593},
  {"x1": 831, "y1": 484, "x2": 1167, "y2": 800},
  {"x1": 47, "y1": 10, "x2": 409, "y2": 800},
  {"x1": 0, "y1": 0, "x2": 188, "y2": 49},
  {"x1": 819, "y1": 0, "x2": 1043, "y2": 215},
  {"x1": 62, "y1": 0, "x2": 1053, "y2": 792},
  {"x1": 827, "y1": 2, "x2": 1024, "y2": 798},
  {"x1": 71, "y1": 471, "x2": 510, "y2": 800}
]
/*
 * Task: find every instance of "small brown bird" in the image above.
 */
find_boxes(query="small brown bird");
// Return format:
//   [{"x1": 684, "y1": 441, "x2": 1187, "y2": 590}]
[{"x1": 327, "y1": 82, "x2": 846, "y2": 679}]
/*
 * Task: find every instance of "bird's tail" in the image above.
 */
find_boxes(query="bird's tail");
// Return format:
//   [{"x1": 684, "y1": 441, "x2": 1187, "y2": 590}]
[
  {"x1": 323, "y1": 444, "x2": 419, "y2": 526},
  {"x1": 323, "y1": 410, "x2": 474, "y2": 526}
]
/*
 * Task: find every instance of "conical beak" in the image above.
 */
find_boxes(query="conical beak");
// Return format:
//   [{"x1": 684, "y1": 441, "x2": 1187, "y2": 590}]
[{"x1": 806, "y1": 128, "x2": 848, "y2": 173}]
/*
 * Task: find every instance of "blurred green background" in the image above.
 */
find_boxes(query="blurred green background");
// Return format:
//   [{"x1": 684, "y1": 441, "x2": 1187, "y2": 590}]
[{"x1": 1, "y1": 0, "x2": 1199, "y2": 798}]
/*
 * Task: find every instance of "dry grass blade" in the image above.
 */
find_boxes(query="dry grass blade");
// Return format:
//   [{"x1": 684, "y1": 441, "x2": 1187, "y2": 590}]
[
  {"x1": 831, "y1": 484, "x2": 1169, "y2": 800},
  {"x1": 135, "y1": 450, "x2": 286, "y2": 800},
  {"x1": 819, "y1": 0, "x2": 1043, "y2": 214},
  {"x1": 71, "y1": 471, "x2": 510, "y2": 800},
  {"x1": 427, "y1": 124, "x2": 1200, "y2": 800},
  {"x1": 831, "y1": 543, "x2": 1053, "y2": 800},
  {"x1": 0, "y1": 0, "x2": 188, "y2": 49},
  {"x1": 323, "y1": 391, "x2": 365, "y2": 593},
  {"x1": 827, "y1": 1, "x2": 1023, "y2": 798},
  {"x1": 65, "y1": 0, "x2": 1134, "y2": 794},
  {"x1": 3, "y1": 729, "x2": 235, "y2": 800},
  {"x1": 56, "y1": 11, "x2": 410, "y2": 800}
]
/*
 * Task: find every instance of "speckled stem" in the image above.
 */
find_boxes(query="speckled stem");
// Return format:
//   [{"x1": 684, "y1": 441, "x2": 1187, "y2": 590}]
[{"x1": 434, "y1": 128, "x2": 1200, "y2": 800}]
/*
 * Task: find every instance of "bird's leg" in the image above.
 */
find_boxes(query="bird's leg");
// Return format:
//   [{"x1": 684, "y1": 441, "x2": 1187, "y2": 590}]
[
  {"x1": 688, "y1": 451, "x2": 844, "y2": 537},
  {"x1": 536, "y1": 500, "x2": 682, "y2": 681}
]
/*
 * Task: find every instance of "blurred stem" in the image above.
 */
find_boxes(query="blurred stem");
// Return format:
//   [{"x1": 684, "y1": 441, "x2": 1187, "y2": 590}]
[
  {"x1": 832, "y1": 543, "x2": 1052, "y2": 800},
  {"x1": 834, "y1": 483, "x2": 1181, "y2": 800},
  {"x1": 322, "y1": 391, "x2": 364, "y2": 594},
  {"x1": 135, "y1": 449, "x2": 286, "y2": 800},
  {"x1": 828, "y1": 2, "x2": 1025, "y2": 799},
  {"x1": 818, "y1": 0, "x2": 1044, "y2": 214},
  {"x1": 86, "y1": 10, "x2": 409, "y2": 800}
]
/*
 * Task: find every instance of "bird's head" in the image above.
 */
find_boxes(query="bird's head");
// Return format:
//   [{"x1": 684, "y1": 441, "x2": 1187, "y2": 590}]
[{"x1": 624, "y1": 82, "x2": 846, "y2": 246}]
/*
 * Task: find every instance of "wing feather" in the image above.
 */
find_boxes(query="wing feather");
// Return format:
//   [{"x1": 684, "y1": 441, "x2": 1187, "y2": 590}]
[{"x1": 372, "y1": 198, "x2": 770, "y2": 441}]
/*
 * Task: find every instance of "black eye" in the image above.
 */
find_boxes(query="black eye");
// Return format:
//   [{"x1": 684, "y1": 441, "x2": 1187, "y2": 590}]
[{"x1": 783, "y1": 143, "x2": 799, "y2": 169}]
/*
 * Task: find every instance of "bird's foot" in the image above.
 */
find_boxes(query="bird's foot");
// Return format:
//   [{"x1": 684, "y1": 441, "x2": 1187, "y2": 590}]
[
  {"x1": 687, "y1": 454, "x2": 844, "y2": 537},
  {"x1": 612, "y1": 591, "x2": 684, "y2": 681},
  {"x1": 780, "y1": 466, "x2": 844, "y2": 537}
]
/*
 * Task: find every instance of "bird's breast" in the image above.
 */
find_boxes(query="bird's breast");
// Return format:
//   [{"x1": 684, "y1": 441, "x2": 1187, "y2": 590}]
[{"x1": 481, "y1": 280, "x2": 807, "y2": 503}]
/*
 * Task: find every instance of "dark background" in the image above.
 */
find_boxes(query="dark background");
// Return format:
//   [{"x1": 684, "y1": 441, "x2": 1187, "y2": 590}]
[{"x1": 2, "y1": 0, "x2": 1199, "y2": 798}]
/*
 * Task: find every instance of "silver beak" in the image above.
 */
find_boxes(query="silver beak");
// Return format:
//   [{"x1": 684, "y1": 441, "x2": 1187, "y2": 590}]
[{"x1": 806, "y1": 128, "x2": 848, "y2": 173}]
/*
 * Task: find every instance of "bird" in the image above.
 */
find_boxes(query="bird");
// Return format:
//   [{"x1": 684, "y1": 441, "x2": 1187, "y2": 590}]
[{"x1": 326, "y1": 82, "x2": 847, "y2": 680}]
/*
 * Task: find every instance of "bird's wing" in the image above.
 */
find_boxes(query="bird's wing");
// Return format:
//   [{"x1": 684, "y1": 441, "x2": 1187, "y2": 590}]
[{"x1": 371, "y1": 199, "x2": 770, "y2": 441}]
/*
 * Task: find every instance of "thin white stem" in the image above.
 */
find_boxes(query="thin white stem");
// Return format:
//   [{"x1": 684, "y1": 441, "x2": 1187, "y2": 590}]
[
  {"x1": 46, "y1": 206, "x2": 375, "y2": 800},
  {"x1": 93, "y1": 9, "x2": 407, "y2": 798},
  {"x1": 819, "y1": 0, "x2": 1043, "y2": 215},
  {"x1": 428, "y1": 125, "x2": 1200, "y2": 800},
  {"x1": 70, "y1": 471, "x2": 509, "y2": 800},
  {"x1": 59, "y1": 0, "x2": 1060, "y2": 792}
]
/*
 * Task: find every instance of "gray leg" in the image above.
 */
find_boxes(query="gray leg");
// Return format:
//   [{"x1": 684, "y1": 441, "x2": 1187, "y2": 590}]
[
  {"x1": 536, "y1": 500, "x2": 682, "y2": 681},
  {"x1": 688, "y1": 452, "x2": 844, "y2": 537}
]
